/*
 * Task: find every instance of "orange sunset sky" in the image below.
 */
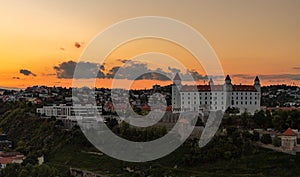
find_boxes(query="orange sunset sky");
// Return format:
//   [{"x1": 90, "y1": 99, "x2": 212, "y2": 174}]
[{"x1": 0, "y1": 0, "x2": 300, "y2": 89}]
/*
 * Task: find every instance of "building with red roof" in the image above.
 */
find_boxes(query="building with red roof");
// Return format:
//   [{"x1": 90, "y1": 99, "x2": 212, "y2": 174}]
[
  {"x1": 281, "y1": 128, "x2": 297, "y2": 151},
  {"x1": 0, "y1": 152, "x2": 25, "y2": 169}
]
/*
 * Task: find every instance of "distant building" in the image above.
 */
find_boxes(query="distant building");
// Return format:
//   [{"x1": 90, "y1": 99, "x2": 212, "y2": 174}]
[
  {"x1": 172, "y1": 74, "x2": 261, "y2": 115},
  {"x1": 0, "y1": 134, "x2": 12, "y2": 150},
  {"x1": 0, "y1": 152, "x2": 25, "y2": 169},
  {"x1": 281, "y1": 128, "x2": 297, "y2": 151},
  {"x1": 37, "y1": 104, "x2": 102, "y2": 120}
]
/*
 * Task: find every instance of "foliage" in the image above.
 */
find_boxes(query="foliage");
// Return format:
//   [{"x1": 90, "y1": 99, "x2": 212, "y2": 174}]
[
  {"x1": 261, "y1": 134, "x2": 272, "y2": 144},
  {"x1": 273, "y1": 135, "x2": 281, "y2": 147}
]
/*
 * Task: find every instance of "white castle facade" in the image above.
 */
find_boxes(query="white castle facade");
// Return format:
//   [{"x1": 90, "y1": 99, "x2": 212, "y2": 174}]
[{"x1": 172, "y1": 74, "x2": 261, "y2": 115}]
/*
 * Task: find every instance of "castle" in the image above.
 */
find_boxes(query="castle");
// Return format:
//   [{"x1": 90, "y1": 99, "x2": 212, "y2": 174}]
[{"x1": 172, "y1": 74, "x2": 261, "y2": 115}]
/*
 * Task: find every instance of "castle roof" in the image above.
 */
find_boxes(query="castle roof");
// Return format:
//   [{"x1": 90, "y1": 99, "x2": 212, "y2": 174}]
[
  {"x1": 255, "y1": 76, "x2": 260, "y2": 82},
  {"x1": 180, "y1": 84, "x2": 257, "y2": 92},
  {"x1": 174, "y1": 73, "x2": 181, "y2": 81},
  {"x1": 225, "y1": 75, "x2": 231, "y2": 81},
  {"x1": 282, "y1": 128, "x2": 297, "y2": 136},
  {"x1": 232, "y1": 85, "x2": 257, "y2": 91}
]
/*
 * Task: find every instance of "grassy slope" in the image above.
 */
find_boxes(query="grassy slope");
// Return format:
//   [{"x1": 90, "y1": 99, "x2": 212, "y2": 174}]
[{"x1": 0, "y1": 104, "x2": 300, "y2": 176}]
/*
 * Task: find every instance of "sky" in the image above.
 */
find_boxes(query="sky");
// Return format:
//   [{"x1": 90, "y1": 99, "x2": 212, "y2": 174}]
[{"x1": 0, "y1": 0, "x2": 300, "y2": 89}]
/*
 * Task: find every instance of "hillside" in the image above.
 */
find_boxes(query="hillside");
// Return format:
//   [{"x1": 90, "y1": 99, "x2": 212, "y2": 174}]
[{"x1": 0, "y1": 102, "x2": 300, "y2": 176}]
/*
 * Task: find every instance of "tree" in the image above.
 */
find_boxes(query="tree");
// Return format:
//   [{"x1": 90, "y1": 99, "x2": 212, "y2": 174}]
[
  {"x1": 253, "y1": 110, "x2": 267, "y2": 128},
  {"x1": 273, "y1": 135, "x2": 281, "y2": 147},
  {"x1": 261, "y1": 134, "x2": 272, "y2": 144}
]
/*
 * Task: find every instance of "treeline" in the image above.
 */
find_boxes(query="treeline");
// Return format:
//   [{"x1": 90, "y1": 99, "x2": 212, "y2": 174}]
[{"x1": 222, "y1": 109, "x2": 300, "y2": 131}]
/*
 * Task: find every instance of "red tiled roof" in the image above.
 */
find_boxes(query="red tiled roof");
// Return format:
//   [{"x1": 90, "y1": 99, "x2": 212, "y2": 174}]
[
  {"x1": 0, "y1": 158, "x2": 14, "y2": 164},
  {"x1": 198, "y1": 85, "x2": 223, "y2": 91},
  {"x1": 180, "y1": 84, "x2": 257, "y2": 92},
  {"x1": 232, "y1": 85, "x2": 257, "y2": 91},
  {"x1": 282, "y1": 128, "x2": 297, "y2": 136}
]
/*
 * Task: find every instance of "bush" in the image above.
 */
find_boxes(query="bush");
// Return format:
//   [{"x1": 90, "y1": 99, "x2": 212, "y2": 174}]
[
  {"x1": 273, "y1": 135, "x2": 281, "y2": 147},
  {"x1": 261, "y1": 134, "x2": 272, "y2": 144}
]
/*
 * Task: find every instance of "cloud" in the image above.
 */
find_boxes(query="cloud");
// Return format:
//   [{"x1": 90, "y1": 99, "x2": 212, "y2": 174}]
[
  {"x1": 232, "y1": 74, "x2": 255, "y2": 80},
  {"x1": 75, "y1": 42, "x2": 81, "y2": 48},
  {"x1": 53, "y1": 59, "x2": 209, "y2": 81},
  {"x1": 53, "y1": 60, "x2": 105, "y2": 79},
  {"x1": 233, "y1": 73, "x2": 300, "y2": 81},
  {"x1": 292, "y1": 67, "x2": 300, "y2": 70},
  {"x1": 105, "y1": 61, "x2": 172, "y2": 81},
  {"x1": 168, "y1": 66, "x2": 181, "y2": 73},
  {"x1": 12, "y1": 77, "x2": 20, "y2": 80},
  {"x1": 20, "y1": 69, "x2": 36, "y2": 76},
  {"x1": 118, "y1": 59, "x2": 130, "y2": 63}
]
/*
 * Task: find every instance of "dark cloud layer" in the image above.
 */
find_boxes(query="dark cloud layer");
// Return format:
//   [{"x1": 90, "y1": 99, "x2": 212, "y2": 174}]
[
  {"x1": 20, "y1": 69, "x2": 36, "y2": 76},
  {"x1": 53, "y1": 60, "x2": 208, "y2": 81},
  {"x1": 233, "y1": 74, "x2": 300, "y2": 81},
  {"x1": 53, "y1": 60, "x2": 105, "y2": 79}
]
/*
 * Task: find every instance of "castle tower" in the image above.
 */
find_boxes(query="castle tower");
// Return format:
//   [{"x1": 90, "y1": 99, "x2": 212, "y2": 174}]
[
  {"x1": 223, "y1": 75, "x2": 233, "y2": 110},
  {"x1": 172, "y1": 73, "x2": 181, "y2": 112},
  {"x1": 254, "y1": 76, "x2": 261, "y2": 108},
  {"x1": 209, "y1": 78, "x2": 214, "y2": 85},
  {"x1": 224, "y1": 75, "x2": 233, "y2": 92},
  {"x1": 254, "y1": 76, "x2": 261, "y2": 92}
]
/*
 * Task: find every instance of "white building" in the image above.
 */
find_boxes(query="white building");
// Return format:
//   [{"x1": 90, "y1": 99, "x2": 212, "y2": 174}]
[
  {"x1": 172, "y1": 74, "x2": 261, "y2": 115},
  {"x1": 37, "y1": 104, "x2": 102, "y2": 120}
]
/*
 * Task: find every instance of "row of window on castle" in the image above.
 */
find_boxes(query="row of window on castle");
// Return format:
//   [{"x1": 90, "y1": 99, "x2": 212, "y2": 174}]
[
  {"x1": 181, "y1": 92, "x2": 258, "y2": 96},
  {"x1": 181, "y1": 101, "x2": 257, "y2": 105},
  {"x1": 180, "y1": 96, "x2": 258, "y2": 100}
]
